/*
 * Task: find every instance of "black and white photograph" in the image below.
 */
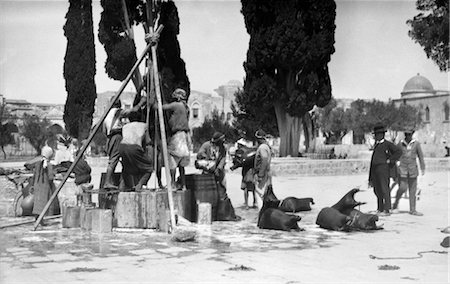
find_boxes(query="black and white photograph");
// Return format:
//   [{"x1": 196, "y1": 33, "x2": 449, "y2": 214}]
[{"x1": 0, "y1": 0, "x2": 448, "y2": 283}]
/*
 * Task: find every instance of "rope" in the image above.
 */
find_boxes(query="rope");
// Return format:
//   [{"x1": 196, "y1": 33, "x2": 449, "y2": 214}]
[{"x1": 369, "y1": 250, "x2": 447, "y2": 260}]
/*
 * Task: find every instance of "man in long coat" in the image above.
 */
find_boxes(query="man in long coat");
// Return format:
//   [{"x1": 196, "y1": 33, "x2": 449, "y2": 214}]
[{"x1": 368, "y1": 125, "x2": 402, "y2": 216}]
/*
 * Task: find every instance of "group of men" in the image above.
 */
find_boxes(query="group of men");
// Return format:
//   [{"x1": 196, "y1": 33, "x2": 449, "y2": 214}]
[
  {"x1": 369, "y1": 124, "x2": 426, "y2": 216},
  {"x1": 195, "y1": 129, "x2": 273, "y2": 216},
  {"x1": 101, "y1": 84, "x2": 425, "y2": 219},
  {"x1": 102, "y1": 88, "x2": 191, "y2": 192}
]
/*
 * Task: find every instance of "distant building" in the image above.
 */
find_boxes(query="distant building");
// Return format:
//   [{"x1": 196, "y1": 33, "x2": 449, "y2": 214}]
[
  {"x1": 187, "y1": 80, "x2": 242, "y2": 129},
  {"x1": 392, "y1": 73, "x2": 450, "y2": 145},
  {"x1": 92, "y1": 91, "x2": 136, "y2": 126},
  {"x1": 2, "y1": 97, "x2": 65, "y2": 128}
]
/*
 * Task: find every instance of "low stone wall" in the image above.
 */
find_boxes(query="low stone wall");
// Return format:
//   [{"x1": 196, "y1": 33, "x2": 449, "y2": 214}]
[
  {"x1": 271, "y1": 157, "x2": 450, "y2": 177},
  {"x1": 86, "y1": 156, "x2": 449, "y2": 177}
]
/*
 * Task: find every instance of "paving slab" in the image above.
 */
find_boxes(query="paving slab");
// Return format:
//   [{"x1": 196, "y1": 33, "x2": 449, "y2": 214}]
[{"x1": 0, "y1": 167, "x2": 448, "y2": 283}]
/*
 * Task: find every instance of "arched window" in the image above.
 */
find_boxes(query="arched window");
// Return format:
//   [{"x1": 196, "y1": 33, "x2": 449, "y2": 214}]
[
  {"x1": 425, "y1": 106, "x2": 430, "y2": 122},
  {"x1": 444, "y1": 103, "x2": 449, "y2": 121},
  {"x1": 191, "y1": 102, "x2": 200, "y2": 119}
]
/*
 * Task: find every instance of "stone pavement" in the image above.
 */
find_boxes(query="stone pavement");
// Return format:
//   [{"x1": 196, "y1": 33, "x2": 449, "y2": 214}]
[{"x1": 0, "y1": 167, "x2": 448, "y2": 283}]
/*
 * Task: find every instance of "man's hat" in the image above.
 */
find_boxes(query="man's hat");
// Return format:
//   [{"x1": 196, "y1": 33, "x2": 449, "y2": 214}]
[
  {"x1": 211, "y1": 132, "x2": 225, "y2": 143},
  {"x1": 255, "y1": 129, "x2": 267, "y2": 139},
  {"x1": 372, "y1": 125, "x2": 387, "y2": 134}
]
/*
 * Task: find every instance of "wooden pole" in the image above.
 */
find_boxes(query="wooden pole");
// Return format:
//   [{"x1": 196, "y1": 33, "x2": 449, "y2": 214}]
[
  {"x1": 1, "y1": 215, "x2": 61, "y2": 229},
  {"x1": 33, "y1": 43, "x2": 153, "y2": 231},
  {"x1": 150, "y1": 26, "x2": 177, "y2": 232}
]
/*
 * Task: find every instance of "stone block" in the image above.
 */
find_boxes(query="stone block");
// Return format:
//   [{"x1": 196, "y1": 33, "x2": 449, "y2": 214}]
[
  {"x1": 115, "y1": 192, "x2": 156, "y2": 228},
  {"x1": 114, "y1": 190, "x2": 191, "y2": 229},
  {"x1": 55, "y1": 179, "x2": 78, "y2": 211},
  {"x1": 90, "y1": 209, "x2": 112, "y2": 233},
  {"x1": 80, "y1": 206, "x2": 95, "y2": 230},
  {"x1": 197, "y1": 202, "x2": 212, "y2": 225},
  {"x1": 62, "y1": 206, "x2": 81, "y2": 228},
  {"x1": 157, "y1": 209, "x2": 178, "y2": 233}
]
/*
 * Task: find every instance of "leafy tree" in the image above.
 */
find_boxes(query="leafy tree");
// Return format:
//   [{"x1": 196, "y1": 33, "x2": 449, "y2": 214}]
[
  {"x1": 407, "y1": 0, "x2": 449, "y2": 71},
  {"x1": 21, "y1": 114, "x2": 53, "y2": 155},
  {"x1": 315, "y1": 98, "x2": 350, "y2": 144},
  {"x1": 363, "y1": 100, "x2": 398, "y2": 132},
  {"x1": 345, "y1": 99, "x2": 368, "y2": 144},
  {"x1": 240, "y1": 0, "x2": 336, "y2": 157},
  {"x1": 192, "y1": 109, "x2": 239, "y2": 152},
  {"x1": 340, "y1": 100, "x2": 422, "y2": 144},
  {"x1": 390, "y1": 103, "x2": 423, "y2": 139},
  {"x1": 63, "y1": 0, "x2": 97, "y2": 140},
  {"x1": 0, "y1": 105, "x2": 17, "y2": 159}
]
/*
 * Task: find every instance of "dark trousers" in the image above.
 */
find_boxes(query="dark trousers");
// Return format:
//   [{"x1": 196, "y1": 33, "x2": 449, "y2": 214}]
[
  {"x1": 106, "y1": 133, "x2": 122, "y2": 171},
  {"x1": 372, "y1": 164, "x2": 391, "y2": 212}
]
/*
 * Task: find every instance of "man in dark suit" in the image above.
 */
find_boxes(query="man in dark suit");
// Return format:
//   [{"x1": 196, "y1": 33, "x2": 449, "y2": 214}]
[{"x1": 368, "y1": 125, "x2": 402, "y2": 216}]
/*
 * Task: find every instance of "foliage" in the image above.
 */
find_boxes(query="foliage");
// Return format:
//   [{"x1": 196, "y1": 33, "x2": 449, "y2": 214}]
[
  {"x1": 314, "y1": 98, "x2": 350, "y2": 144},
  {"x1": 390, "y1": 103, "x2": 423, "y2": 134},
  {"x1": 98, "y1": 0, "x2": 142, "y2": 82},
  {"x1": 191, "y1": 109, "x2": 239, "y2": 152},
  {"x1": 63, "y1": 0, "x2": 97, "y2": 140},
  {"x1": 21, "y1": 114, "x2": 54, "y2": 154},
  {"x1": 240, "y1": 0, "x2": 336, "y2": 156},
  {"x1": 98, "y1": 0, "x2": 190, "y2": 103},
  {"x1": 0, "y1": 105, "x2": 17, "y2": 159},
  {"x1": 407, "y1": 0, "x2": 449, "y2": 71},
  {"x1": 322, "y1": 99, "x2": 423, "y2": 144},
  {"x1": 231, "y1": 89, "x2": 278, "y2": 142},
  {"x1": 157, "y1": 1, "x2": 190, "y2": 102}
]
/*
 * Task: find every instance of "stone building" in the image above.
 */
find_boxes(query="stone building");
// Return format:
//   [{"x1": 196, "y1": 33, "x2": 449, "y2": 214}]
[
  {"x1": 187, "y1": 80, "x2": 242, "y2": 129},
  {"x1": 92, "y1": 91, "x2": 136, "y2": 125},
  {"x1": 392, "y1": 73, "x2": 449, "y2": 145},
  {"x1": 1, "y1": 97, "x2": 65, "y2": 128}
]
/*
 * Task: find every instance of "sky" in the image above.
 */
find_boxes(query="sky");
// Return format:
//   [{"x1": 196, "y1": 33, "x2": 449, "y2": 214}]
[{"x1": 0, "y1": 0, "x2": 448, "y2": 105}]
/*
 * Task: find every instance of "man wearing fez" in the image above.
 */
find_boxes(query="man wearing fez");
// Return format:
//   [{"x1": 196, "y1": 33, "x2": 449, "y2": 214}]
[
  {"x1": 393, "y1": 128, "x2": 425, "y2": 216},
  {"x1": 368, "y1": 125, "x2": 402, "y2": 216}
]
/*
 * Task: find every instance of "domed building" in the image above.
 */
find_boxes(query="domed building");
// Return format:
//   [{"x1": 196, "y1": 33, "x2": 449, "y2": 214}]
[{"x1": 393, "y1": 73, "x2": 449, "y2": 145}]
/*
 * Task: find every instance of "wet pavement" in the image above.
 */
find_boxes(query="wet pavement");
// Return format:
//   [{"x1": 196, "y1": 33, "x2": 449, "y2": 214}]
[{"x1": 0, "y1": 167, "x2": 448, "y2": 283}]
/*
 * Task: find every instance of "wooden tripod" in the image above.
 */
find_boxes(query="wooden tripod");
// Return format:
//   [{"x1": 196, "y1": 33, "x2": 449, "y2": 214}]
[{"x1": 34, "y1": 24, "x2": 178, "y2": 232}]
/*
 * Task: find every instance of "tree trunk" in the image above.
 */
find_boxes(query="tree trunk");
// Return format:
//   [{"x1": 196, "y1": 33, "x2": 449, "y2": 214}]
[
  {"x1": 274, "y1": 103, "x2": 301, "y2": 157},
  {"x1": 1, "y1": 146, "x2": 6, "y2": 159},
  {"x1": 302, "y1": 112, "x2": 315, "y2": 153}
]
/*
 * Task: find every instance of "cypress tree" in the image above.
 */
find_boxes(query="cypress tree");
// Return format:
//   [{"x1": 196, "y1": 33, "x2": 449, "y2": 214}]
[
  {"x1": 239, "y1": 0, "x2": 336, "y2": 156},
  {"x1": 63, "y1": 0, "x2": 97, "y2": 140}
]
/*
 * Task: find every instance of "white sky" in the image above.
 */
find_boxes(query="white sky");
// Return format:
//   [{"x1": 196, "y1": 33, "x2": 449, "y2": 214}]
[{"x1": 0, "y1": 0, "x2": 448, "y2": 105}]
